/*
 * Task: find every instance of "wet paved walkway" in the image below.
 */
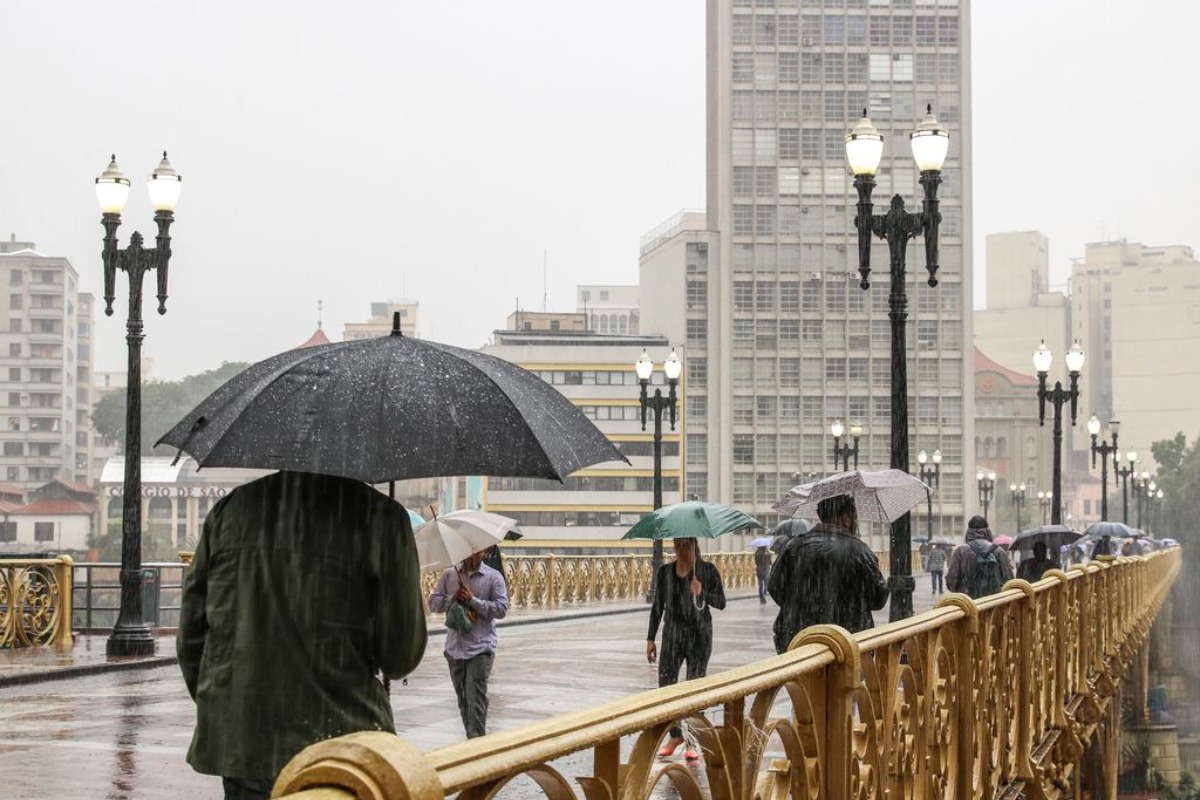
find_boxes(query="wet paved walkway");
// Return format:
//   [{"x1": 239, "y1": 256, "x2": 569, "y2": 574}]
[{"x1": 0, "y1": 584, "x2": 940, "y2": 799}]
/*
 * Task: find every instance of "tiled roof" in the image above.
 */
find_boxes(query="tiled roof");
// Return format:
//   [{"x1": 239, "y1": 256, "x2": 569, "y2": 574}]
[
  {"x1": 297, "y1": 328, "x2": 331, "y2": 349},
  {"x1": 974, "y1": 346, "x2": 1039, "y2": 387},
  {"x1": 9, "y1": 499, "x2": 96, "y2": 516},
  {"x1": 0, "y1": 482, "x2": 26, "y2": 498}
]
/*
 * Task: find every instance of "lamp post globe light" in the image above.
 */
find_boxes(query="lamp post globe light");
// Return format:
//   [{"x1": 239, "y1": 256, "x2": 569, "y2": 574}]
[
  {"x1": 917, "y1": 449, "x2": 941, "y2": 542},
  {"x1": 635, "y1": 347, "x2": 681, "y2": 601},
  {"x1": 830, "y1": 419, "x2": 863, "y2": 471},
  {"x1": 1087, "y1": 415, "x2": 1120, "y2": 520},
  {"x1": 1115, "y1": 450, "x2": 1137, "y2": 525},
  {"x1": 977, "y1": 469, "x2": 996, "y2": 522},
  {"x1": 1037, "y1": 490, "x2": 1053, "y2": 526},
  {"x1": 846, "y1": 105, "x2": 948, "y2": 622},
  {"x1": 97, "y1": 153, "x2": 182, "y2": 657},
  {"x1": 1010, "y1": 482, "x2": 1027, "y2": 534},
  {"x1": 1033, "y1": 339, "x2": 1084, "y2": 526}
]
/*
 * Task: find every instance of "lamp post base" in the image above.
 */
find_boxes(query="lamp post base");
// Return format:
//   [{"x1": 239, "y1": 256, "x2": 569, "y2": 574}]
[{"x1": 106, "y1": 626, "x2": 156, "y2": 657}]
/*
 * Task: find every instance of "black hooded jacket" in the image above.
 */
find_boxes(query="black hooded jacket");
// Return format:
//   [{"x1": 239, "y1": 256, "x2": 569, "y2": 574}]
[{"x1": 768, "y1": 522, "x2": 890, "y2": 652}]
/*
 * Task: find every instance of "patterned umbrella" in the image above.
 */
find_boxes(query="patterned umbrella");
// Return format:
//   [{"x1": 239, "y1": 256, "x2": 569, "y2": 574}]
[{"x1": 773, "y1": 469, "x2": 932, "y2": 524}]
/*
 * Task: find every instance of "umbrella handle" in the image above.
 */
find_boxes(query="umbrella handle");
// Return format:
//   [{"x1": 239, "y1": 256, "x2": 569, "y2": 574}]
[{"x1": 689, "y1": 568, "x2": 707, "y2": 611}]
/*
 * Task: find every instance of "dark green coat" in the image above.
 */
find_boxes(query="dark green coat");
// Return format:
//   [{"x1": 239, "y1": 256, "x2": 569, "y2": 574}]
[{"x1": 177, "y1": 471, "x2": 427, "y2": 781}]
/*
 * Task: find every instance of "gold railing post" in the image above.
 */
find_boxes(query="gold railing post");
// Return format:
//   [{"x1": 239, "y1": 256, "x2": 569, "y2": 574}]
[
  {"x1": 1006, "y1": 578, "x2": 1040, "y2": 786},
  {"x1": 545, "y1": 554, "x2": 557, "y2": 609},
  {"x1": 935, "y1": 593, "x2": 979, "y2": 799},
  {"x1": 795, "y1": 625, "x2": 860, "y2": 800},
  {"x1": 272, "y1": 732, "x2": 444, "y2": 800},
  {"x1": 55, "y1": 555, "x2": 74, "y2": 651}
]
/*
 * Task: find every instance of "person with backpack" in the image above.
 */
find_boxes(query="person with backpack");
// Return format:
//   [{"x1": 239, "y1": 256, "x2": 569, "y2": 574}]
[{"x1": 945, "y1": 516, "x2": 1013, "y2": 600}]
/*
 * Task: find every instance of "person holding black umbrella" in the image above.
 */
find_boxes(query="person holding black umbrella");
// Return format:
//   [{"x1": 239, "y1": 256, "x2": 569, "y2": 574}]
[
  {"x1": 646, "y1": 538, "x2": 727, "y2": 760},
  {"x1": 178, "y1": 471, "x2": 427, "y2": 800}
]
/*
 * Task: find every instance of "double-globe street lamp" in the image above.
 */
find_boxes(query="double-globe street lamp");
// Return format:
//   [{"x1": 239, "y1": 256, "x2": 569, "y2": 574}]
[
  {"x1": 830, "y1": 419, "x2": 863, "y2": 471},
  {"x1": 1115, "y1": 451, "x2": 1138, "y2": 526},
  {"x1": 1010, "y1": 482, "x2": 1027, "y2": 533},
  {"x1": 1033, "y1": 340, "x2": 1085, "y2": 526},
  {"x1": 1133, "y1": 473, "x2": 1155, "y2": 531},
  {"x1": 95, "y1": 153, "x2": 182, "y2": 657},
  {"x1": 976, "y1": 469, "x2": 996, "y2": 522},
  {"x1": 1087, "y1": 415, "x2": 1120, "y2": 521},
  {"x1": 917, "y1": 449, "x2": 941, "y2": 541},
  {"x1": 635, "y1": 348, "x2": 681, "y2": 601},
  {"x1": 1037, "y1": 490, "x2": 1053, "y2": 526},
  {"x1": 846, "y1": 105, "x2": 949, "y2": 621}
]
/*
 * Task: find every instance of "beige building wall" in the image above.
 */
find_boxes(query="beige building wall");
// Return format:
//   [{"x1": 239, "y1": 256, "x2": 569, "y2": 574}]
[
  {"x1": 480, "y1": 331, "x2": 682, "y2": 543},
  {"x1": 576, "y1": 285, "x2": 640, "y2": 334},
  {"x1": 689, "y1": 0, "x2": 976, "y2": 546},
  {"x1": 343, "y1": 299, "x2": 420, "y2": 340},
  {"x1": 974, "y1": 297, "x2": 1069, "y2": 377},
  {"x1": 1072, "y1": 241, "x2": 1200, "y2": 472},
  {"x1": 0, "y1": 242, "x2": 83, "y2": 489},
  {"x1": 986, "y1": 231, "x2": 1049, "y2": 310}
]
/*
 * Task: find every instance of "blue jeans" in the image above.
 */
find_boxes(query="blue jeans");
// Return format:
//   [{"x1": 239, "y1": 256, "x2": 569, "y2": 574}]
[{"x1": 223, "y1": 777, "x2": 273, "y2": 800}]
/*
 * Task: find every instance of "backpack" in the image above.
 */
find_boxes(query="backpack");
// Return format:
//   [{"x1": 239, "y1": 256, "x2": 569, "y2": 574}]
[{"x1": 965, "y1": 542, "x2": 1005, "y2": 599}]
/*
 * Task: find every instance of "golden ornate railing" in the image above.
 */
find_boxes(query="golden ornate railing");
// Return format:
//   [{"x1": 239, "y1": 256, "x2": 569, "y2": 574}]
[
  {"x1": 274, "y1": 549, "x2": 1180, "y2": 800},
  {"x1": 419, "y1": 550, "x2": 899, "y2": 609},
  {"x1": 0, "y1": 556, "x2": 74, "y2": 649}
]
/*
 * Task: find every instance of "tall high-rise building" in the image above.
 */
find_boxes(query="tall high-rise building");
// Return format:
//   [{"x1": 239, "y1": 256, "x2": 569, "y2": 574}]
[
  {"x1": 642, "y1": 0, "x2": 974, "y2": 547},
  {"x1": 0, "y1": 239, "x2": 90, "y2": 489},
  {"x1": 1071, "y1": 240, "x2": 1200, "y2": 470}
]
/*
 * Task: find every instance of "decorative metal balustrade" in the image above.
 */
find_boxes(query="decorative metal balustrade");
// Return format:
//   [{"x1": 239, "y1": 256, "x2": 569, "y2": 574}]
[
  {"x1": 275, "y1": 549, "x2": 1180, "y2": 800},
  {"x1": 0, "y1": 556, "x2": 74, "y2": 649},
  {"x1": 419, "y1": 551, "x2": 900, "y2": 609}
]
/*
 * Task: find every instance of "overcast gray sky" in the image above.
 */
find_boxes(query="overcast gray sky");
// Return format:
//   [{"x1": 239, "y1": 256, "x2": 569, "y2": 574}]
[{"x1": 1, "y1": 1, "x2": 1196, "y2": 380}]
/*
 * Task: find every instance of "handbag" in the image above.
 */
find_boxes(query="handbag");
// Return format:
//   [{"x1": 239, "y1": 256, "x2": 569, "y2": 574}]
[{"x1": 444, "y1": 569, "x2": 475, "y2": 634}]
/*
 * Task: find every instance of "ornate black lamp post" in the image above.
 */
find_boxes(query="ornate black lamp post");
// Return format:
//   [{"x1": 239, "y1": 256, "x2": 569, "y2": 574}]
[
  {"x1": 1133, "y1": 473, "x2": 1155, "y2": 530},
  {"x1": 916, "y1": 449, "x2": 941, "y2": 541},
  {"x1": 96, "y1": 153, "x2": 182, "y2": 657},
  {"x1": 1115, "y1": 450, "x2": 1137, "y2": 525},
  {"x1": 635, "y1": 348, "x2": 681, "y2": 601},
  {"x1": 1037, "y1": 490, "x2": 1053, "y2": 526},
  {"x1": 846, "y1": 106, "x2": 948, "y2": 622},
  {"x1": 1033, "y1": 340, "x2": 1085, "y2": 526},
  {"x1": 1009, "y1": 482, "x2": 1027, "y2": 533},
  {"x1": 830, "y1": 419, "x2": 863, "y2": 471},
  {"x1": 1152, "y1": 489, "x2": 1164, "y2": 535},
  {"x1": 976, "y1": 469, "x2": 996, "y2": 522},
  {"x1": 1087, "y1": 415, "x2": 1119, "y2": 521}
]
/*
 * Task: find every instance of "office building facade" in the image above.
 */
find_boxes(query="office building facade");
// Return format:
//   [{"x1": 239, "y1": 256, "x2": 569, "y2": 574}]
[{"x1": 642, "y1": 0, "x2": 975, "y2": 547}]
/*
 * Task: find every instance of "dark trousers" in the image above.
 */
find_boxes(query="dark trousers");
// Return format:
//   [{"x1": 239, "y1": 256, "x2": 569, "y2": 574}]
[
  {"x1": 447, "y1": 650, "x2": 495, "y2": 738},
  {"x1": 931, "y1": 569, "x2": 944, "y2": 595},
  {"x1": 658, "y1": 626, "x2": 712, "y2": 738},
  {"x1": 223, "y1": 778, "x2": 273, "y2": 800},
  {"x1": 757, "y1": 574, "x2": 768, "y2": 602}
]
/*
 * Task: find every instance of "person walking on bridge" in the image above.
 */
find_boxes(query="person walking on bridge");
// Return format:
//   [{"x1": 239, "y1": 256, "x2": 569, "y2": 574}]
[
  {"x1": 646, "y1": 537, "x2": 727, "y2": 760},
  {"x1": 768, "y1": 495, "x2": 889, "y2": 654}
]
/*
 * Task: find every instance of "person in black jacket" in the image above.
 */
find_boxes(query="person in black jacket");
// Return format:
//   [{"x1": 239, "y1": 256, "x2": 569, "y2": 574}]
[
  {"x1": 768, "y1": 495, "x2": 889, "y2": 653},
  {"x1": 646, "y1": 537, "x2": 726, "y2": 760}
]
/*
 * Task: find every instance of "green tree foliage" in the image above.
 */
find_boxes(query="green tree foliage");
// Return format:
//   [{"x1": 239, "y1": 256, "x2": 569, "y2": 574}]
[
  {"x1": 1150, "y1": 431, "x2": 1200, "y2": 614},
  {"x1": 91, "y1": 362, "x2": 249, "y2": 456}
]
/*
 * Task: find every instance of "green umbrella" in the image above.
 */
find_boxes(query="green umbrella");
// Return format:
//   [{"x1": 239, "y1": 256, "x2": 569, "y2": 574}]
[{"x1": 622, "y1": 501, "x2": 761, "y2": 541}]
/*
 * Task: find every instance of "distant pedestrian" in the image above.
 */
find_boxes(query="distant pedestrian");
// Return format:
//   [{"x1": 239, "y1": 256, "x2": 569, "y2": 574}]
[
  {"x1": 178, "y1": 472, "x2": 428, "y2": 800},
  {"x1": 1016, "y1": 541, "x2": 1057, "y2": 583},
  {"x1": 928, "y1": 544, "x2": 947, "y2": 595},
  {"x1": 429, "y1": 548, "x2": 509, "y2": 739},
  {"x1": 646, "y1": 538, "x2": 726, "y2": 760},
  {"x1": 768, "y1": 495, "x2": 889, "y2": 654},
  {"x1": 754, "y1": 545, "x2": 771, "y2": 604},
  {"x1": 946, "y1": 516, "x2": 1014, "y2": 600}
]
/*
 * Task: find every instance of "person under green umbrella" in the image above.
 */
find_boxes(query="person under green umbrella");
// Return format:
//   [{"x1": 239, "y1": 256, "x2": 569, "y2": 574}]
[{"x1": 645, "y1": 537, "x2": 727, "y2": 761}]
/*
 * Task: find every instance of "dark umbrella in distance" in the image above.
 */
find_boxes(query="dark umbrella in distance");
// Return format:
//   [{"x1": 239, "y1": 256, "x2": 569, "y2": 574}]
[
  {"x1": 157, "y1": 313, "x2": 627, "y2": 483},
  {"x1": 1010, "y1": 524, "x2": 1082, "y2": 553},
  {"x1": 1083, "y1": 521, "x2": 1137, "y2": 540},
  {"x1": 769, "y1": 518, "x2": 815, "y2": 555}
]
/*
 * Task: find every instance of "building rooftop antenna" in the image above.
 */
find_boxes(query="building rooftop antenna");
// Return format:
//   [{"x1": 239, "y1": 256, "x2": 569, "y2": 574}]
[{"x1": 317, "y1": 299, "x2": 323, "y2": 330}]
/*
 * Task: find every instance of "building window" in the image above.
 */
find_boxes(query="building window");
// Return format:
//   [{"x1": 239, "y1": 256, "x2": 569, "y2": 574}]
[
  {"x1": 686, "y1": 319, "x2": 707, "y2": 344},
  {"x1": 9, "y1": 270, "x2": 22, "y2": 286},
  {"x1": 733, "y1": 434, "x2": 755, "y2": 464},
  {"x1": 34, "y1": 522, "x2": 55, "y2": 543},
  {"x1": 10, "y1": 294, "x2": 22, "y2": 309},
  {"x1": 687, "y1": 435, "x2": 707, "y2": 465},
  {"x1": 8, "y1": 344, "x2": 19, "y2": 357},
  {"x1": 687, "y1": 358, "x2": 707, "y2": 387},
  {"x1": 3, "y1": 442, "x2": 22, "y2": 456},
  {"x1": 734, "y1": 396, "x2": 754, "y2": 425}
]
